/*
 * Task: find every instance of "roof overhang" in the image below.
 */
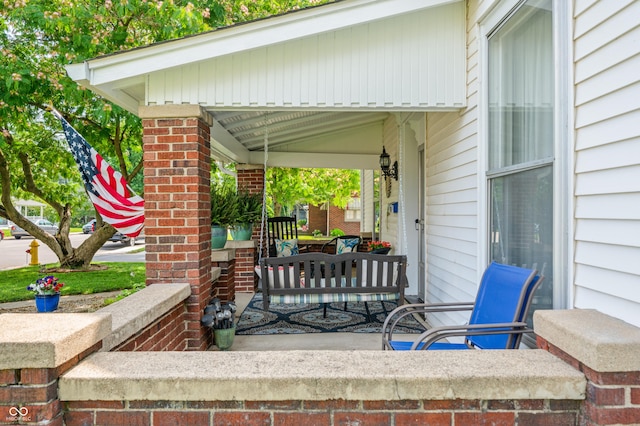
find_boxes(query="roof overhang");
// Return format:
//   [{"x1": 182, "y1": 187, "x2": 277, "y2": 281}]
[{"x1": 67, "y1": 0, "x2": 466, "y2": 166}]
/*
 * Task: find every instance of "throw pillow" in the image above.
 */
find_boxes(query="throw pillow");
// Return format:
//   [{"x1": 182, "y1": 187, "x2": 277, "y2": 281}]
[
  {"x1": 336, "y1": 238, "x2": 359, "y2": 254},
  {"x1": 275, "y1": 238, "x2": 299, "y2": 257},
  {"x1": 255, "y1": 265, "x2": 301, "y2": 288}
]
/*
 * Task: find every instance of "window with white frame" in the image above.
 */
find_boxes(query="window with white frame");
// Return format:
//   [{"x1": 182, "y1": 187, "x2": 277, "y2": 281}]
[
  {"x1": 487, "y1": 0, "x2": 554, "y2": 322},
  {"x1": 345, "y1": 198, "x2": 361, "y2": 222}
]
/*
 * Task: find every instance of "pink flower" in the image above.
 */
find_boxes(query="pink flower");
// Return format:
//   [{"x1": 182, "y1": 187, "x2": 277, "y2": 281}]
[{"x1": 368, "y1": 241, "x2": 391, "y2": 250}]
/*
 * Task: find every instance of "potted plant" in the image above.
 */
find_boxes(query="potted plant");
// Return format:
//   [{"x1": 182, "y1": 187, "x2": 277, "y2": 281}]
[
  {"x1": 27, "y1": 275, "x2": 64, "y2": 312},
  {"x1": 368, "y1": 240, "x2": 392, "y2": 255},
  {"x1": 211, "y1": 182, "x2": 236, "y2": 249},
  {"x1": 229, "y1": 188, "x2": 262, "y2": 241}
]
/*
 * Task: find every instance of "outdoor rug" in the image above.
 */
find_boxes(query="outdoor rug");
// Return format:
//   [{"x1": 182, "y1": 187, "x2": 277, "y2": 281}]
[{"x1": 236, "y1": 293, "x2": 426, "y2": 335}]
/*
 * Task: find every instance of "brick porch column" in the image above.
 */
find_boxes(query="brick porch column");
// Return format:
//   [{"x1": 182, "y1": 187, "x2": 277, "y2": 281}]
[
  {"x1": 140, "y1": 105, "x2": 212, "y2": 351},
  {"x1": 236, "y1": 164, "x2": 265, "y2": 241},
  {"x1": 236, "y1": 164, "x2": 265, "y2": 291}
]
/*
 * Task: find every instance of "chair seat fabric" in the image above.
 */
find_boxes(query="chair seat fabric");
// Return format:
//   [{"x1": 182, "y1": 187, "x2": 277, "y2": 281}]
[
  {"x1": 381, "y1": 261, "x2": 542, "y2": 351},
  {"x1": 388, "y1": 341, "x2": 470, "y2": 351}
]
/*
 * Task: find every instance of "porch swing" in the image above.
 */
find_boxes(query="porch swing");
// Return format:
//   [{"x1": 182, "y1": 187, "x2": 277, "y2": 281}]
[
  {"x1": 256, "y1": 113, "x2": 307, "y2": 261},
  {"x1": 255, "y1": 112, "x2": 410, "y2": 259},
  {"x1": 254, "y1": 112, "x2": 410, "y2": 320}
]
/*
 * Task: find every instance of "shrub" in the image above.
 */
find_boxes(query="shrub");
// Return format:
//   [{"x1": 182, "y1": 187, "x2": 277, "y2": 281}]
[{"x1": 330, "y1": 228, "x2": 345, "y2": 237}]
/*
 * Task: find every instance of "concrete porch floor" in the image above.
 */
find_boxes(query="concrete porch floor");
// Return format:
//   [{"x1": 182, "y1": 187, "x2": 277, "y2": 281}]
[{"x1": 225, "y1": 292, "x2": 419, "y2": 351}]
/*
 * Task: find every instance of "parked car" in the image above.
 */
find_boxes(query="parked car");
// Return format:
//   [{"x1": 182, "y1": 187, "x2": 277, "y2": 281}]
[
  {"x1": 10, "y1": 219, "x2": 58, "y2": 239},
  {"x1": 108, "y1": 230, "x2": 144, "y2": 246},
  {"x1": 82, "y1": 219, "x2": 96, "y2": 234}
]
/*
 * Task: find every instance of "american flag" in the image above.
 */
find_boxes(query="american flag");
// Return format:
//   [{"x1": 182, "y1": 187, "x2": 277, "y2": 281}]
[{"x1": 53, "y1": 110, "x2": 144, "y2": 237}]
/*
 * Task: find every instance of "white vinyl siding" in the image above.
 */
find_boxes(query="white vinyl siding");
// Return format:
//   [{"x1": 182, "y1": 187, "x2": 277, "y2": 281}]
[
  {"x1": 421, "y1": 0, "x2": 485, "y2": 327},
  {"x1": 425, "y1": 109, "x2": 479, "y2": 326},
  {"x1": 147, "y1": 4, "x2": 466, "y2": 111},
  {"x1": 573, "y1": 0, "x2": 640, "y2": 327}
]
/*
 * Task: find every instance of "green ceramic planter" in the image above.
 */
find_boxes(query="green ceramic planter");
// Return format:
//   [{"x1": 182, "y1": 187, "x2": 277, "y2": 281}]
[
  {"x1": 211, "y1": 225, "x2": 228, "y2": 249},
  {"x1": 230, "y1": 223, "x2": 253, "y2": 241}
]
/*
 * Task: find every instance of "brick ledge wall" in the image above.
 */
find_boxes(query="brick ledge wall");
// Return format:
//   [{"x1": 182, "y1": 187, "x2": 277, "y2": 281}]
[
  {"x1": 4, "y1": 304, "x2": 640, "y2": 425},
  {"x1": 56, "y1": 350, "x2": 585, "y2": 425}
]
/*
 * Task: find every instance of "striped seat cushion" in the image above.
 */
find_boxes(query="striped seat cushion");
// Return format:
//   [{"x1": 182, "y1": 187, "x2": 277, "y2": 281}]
[{"x1": 271, "y1": 291, "x2": 399, "y2": 305}]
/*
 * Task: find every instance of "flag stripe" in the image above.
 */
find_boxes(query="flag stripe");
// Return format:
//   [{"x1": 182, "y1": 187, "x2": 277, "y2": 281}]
[{"x1": 55, "y1": 110, "x2": 144, "y2": 237}]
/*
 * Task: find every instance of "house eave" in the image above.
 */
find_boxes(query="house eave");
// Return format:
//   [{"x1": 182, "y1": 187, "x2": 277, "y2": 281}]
[{"x1": 66, "y1": 0, "x2": 462, "y2": 88}]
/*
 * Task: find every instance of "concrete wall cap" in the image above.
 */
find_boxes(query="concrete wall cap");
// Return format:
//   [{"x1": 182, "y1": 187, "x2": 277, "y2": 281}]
[
  {"x1": 225, "y1": 240, "x2": 257, "y2": 249},
  {"x1": 138, "y1": 105, "x2": 213, "y2": 125},
  {"x1": 236, "y1": 164, "x2": 265, "y2": 171},
  {"x1": 535, "y1": 309, "x2": 640, "y2": 372},
  {"x1": 0, "y1": 312, "x2": 111, "y2": 369},
  {"x1": 211, "y1": 248, "x2": 235, "y2": 261},
  {"x1": 98, "y1": 283, "x2": 190, "y2": 351},
  {"x1": 59, "y1": 350, "x2": 585, "y2": 402},
  {"x1": 212, "y1": 267, "x2": 221, "y2": 282}
]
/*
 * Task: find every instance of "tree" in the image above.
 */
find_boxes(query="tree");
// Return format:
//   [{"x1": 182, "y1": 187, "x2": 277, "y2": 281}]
[
  {"x1": 1, "y1": 1, "x2": 329, "y2": 268},
  {"x1": 266, "y1": 167, "x2": 360, "y2": 216}
]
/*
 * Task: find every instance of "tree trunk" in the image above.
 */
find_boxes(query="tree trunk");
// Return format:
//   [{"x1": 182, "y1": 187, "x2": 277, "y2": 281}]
[{"x1": 57, "y1": 226, "x2": 117, "y2": 269}]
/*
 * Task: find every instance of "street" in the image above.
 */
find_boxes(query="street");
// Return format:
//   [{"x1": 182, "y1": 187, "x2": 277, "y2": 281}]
[{"x1": 0, "y1": 233, "x2": 145, "y2": 270}]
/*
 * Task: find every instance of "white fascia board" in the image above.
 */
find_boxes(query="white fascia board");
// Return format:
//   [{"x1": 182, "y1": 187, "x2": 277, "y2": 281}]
[
  {"x1": 67, "y1": 0, "x2": 461, "y2": 87},
  {"x1": 252, "y1": 151, "x2": 379, "y2": 169},
  {"x1": 67, "y1": 63, "x2": 141, "y2": 113},
  {"x1": 211, "y1": 142, "x2": 245, "y2": 164},
  {"x1": 66, "y1": 62, "x2": 90, "y2": 86}
]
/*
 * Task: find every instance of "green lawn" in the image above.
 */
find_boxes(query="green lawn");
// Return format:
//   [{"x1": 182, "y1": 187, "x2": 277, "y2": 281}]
[{"x1": 0, "y1": 263, "x2": 145, "y2": 303}]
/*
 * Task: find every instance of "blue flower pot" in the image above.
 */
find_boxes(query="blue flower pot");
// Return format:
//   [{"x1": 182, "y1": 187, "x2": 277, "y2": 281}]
[{"x1": 35, "y1": 293, "x2": 60, "y2": 313}]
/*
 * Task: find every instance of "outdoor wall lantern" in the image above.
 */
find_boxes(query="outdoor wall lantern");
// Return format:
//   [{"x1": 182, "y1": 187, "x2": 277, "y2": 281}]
[{"x1": 379, "y1": 147, "x2": 398, "y2": 181}]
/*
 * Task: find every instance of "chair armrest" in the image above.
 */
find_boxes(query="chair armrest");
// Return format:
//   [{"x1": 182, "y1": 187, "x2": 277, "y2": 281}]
[
  {"x1": 382, "y1": 302, "x2": 475, "y2": 347},
  {"x1": 412, "y1": 322, "x2": 530, "y2": 350},
  {"x1": 298, "y1": 244, "x2": 309, "y2": 253}
]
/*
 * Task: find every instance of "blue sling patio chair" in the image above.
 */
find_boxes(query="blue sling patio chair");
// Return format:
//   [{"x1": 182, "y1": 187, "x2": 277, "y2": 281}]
[{"x1": 382, "y1": 261, "x2": 543, "y2": 351}]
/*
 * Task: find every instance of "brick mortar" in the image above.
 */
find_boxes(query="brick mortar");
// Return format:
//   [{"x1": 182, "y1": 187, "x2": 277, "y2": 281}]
[
  {"x1": 143, "y1": 113, "x2": 212, "y2": 349},
  {"x1": 62, "y1": 400, "x2": 581, "y2": 426},
  {"x1": 538, "y1": 336, "x2": 640, "y2": 424}
]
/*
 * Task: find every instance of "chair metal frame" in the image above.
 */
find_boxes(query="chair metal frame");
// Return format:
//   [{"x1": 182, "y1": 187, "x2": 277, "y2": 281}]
[
  {"x1": 320, "y1": 235, "x2": 363, "y2": 254},
  {"x1": 382, "y1": 261, "x2": 543, "y2": 350}
]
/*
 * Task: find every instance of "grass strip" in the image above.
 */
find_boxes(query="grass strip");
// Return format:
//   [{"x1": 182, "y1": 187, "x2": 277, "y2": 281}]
[{"x1": 0, "y1": 262, "x2": 145, "y2": 303}]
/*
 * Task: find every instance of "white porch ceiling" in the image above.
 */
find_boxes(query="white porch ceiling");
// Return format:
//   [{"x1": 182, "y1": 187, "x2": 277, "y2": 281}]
[{"x1": 208, "y1": 109, "x2": 389, "y2": 168}]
